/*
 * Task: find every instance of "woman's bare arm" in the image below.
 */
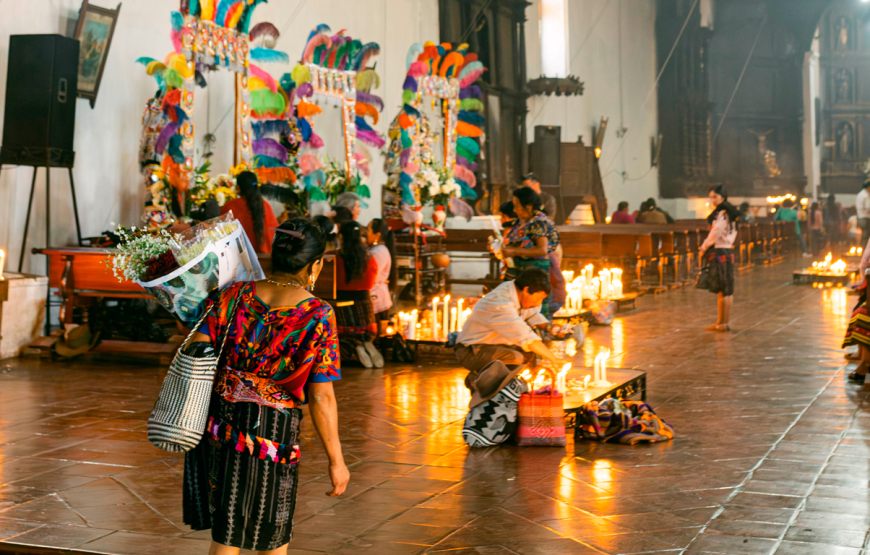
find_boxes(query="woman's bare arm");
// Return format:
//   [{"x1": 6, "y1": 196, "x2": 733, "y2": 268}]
[
  {"x1": 504, "y1": 237, "x2": 549, "y2": 258},
  {"x1": 308, "y1": 381, "x2": 349, "y2": 496}
]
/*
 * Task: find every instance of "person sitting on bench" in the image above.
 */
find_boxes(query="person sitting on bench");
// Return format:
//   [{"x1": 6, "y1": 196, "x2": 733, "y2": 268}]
[{"x1": 455, "y1": 267, "x2": 570, "y2": 393}]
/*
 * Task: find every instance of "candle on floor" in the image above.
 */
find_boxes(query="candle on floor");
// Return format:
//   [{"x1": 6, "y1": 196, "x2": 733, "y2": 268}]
[
  {"x1": 0, "y1": 249, "x2": 5, "y2": 280},
  {"x1": 442, "y1": 294, "x2": 451, "y2": 339},
  {"x1": 457, "y1": 299, "x2": 464, "y2": 328},
  {"x1": 450, "y1": 307, "x2": 457, "y2": 335},
  {"x1": 410, "y1": 310, "x2": 418, "y2": 340},
  {"x1": 431, "y1": 297, "x2": 439, "y2": 341}
]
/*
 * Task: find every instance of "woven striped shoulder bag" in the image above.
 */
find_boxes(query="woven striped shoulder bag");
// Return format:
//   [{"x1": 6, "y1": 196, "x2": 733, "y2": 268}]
[{"x1": 147, "y1": 297, "x2": 239, "y2": 453}]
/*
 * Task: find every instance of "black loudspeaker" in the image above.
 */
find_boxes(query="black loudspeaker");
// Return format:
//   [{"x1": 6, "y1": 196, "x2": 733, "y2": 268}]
[
  {"x1": 1, "y1": 34, "x2": 78, "y2": 167},
  {"x1": 530, "y1": 125, "x2": 561, "y2": 187}
]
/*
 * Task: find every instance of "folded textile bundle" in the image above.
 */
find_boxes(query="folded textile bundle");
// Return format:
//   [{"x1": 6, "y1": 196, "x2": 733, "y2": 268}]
[{"x1": 576, "y1": 398, "x2": 674, "y2": 444}]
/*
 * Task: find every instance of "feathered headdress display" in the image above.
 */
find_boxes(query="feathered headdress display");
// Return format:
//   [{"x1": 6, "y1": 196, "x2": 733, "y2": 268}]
[{"x1": 383, "y1": 41, "x2": 487, "y2": 220}]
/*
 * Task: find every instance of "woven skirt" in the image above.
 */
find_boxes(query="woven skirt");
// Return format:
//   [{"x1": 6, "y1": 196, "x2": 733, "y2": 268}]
[
  {"x1": 705, "y1": 248, "x2": 735, "y2": 296},
  {"x1": 332, "y1": 290, "x2": 377, "y2": 339},
  {"x1": 843, "y1": 300, "x2": 870, "y2": 348},
  {"x1": 183, "y1": 397, "x2": 301, "y2": 551}
]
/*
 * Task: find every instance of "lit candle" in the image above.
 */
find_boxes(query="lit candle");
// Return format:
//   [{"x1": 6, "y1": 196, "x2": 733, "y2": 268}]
[
  {"x1": 583, "y1": 374, "x2": 591, "y2": 389},
  {"x1": 450, "y1": 307, "x2": 458, "y2": 334},
  {"x1": 557, "y1": 363, "x2": 571, "y2": 395},
  {"x1": 442, "y1": 294, "x2": 451, "y2": 339},
  {"x1": 0, "y1": 249, "x2": 5, "y2": 280},
  {"x1": 457, "y1": 298, "x2": 464, "y2": 328},
  {"x1": 431, "y1": 297, "x2": 439, "y2": 341}
]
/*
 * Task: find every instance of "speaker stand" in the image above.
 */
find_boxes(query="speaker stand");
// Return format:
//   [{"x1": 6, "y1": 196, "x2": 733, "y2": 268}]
[{"x1": 0, "y1": 162, "x2": 83, "y2": 273}]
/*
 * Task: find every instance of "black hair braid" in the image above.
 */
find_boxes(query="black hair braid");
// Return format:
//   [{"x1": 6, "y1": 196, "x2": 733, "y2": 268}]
[
  {"x1": 237, "y1": 171, "x2": 266, "y2": 247},
  {"x1": 339, "y1": 221, "x2": 368, "y2": 282}
]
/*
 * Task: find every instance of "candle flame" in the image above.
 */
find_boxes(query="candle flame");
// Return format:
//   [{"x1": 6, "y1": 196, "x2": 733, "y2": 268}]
[
  {"x1": 594, "y1": 349, "x2": 610, "y2": 368},
  {"x1": 831, "y1": 259, "x2": 847, "y2": 273},
  {"x1": 583, "y1": 374, "x2": 591, "y2": 384},
  {"x1": 560, "y1": 363, "x2": 572, "y2": 376}
]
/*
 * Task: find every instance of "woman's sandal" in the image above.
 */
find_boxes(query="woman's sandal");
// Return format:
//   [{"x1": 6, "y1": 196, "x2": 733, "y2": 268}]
[
  {"x1": 847, "y1": 371, "x2": 866, "y2": 383},
  {"x1": 705, "y1": 324, "x2": 731, "y2": 332}
]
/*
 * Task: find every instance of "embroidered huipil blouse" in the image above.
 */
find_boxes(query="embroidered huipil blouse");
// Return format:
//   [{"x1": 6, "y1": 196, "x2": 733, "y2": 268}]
[
  {"x1": 505, "y1": 212, "x2": 561, "y2": 260},
  {"x1": 202, "y1": 282, "x2": 341, "y2": 412}
]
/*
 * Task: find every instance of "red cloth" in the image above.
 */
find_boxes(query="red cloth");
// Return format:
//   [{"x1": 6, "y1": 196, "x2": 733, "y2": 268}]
[
  {"x1": 221, "y1": 198, "x2": 279, "y2": 254},
  {"x1": 335, "y1": 255, "x2": 378, "y2": 291},
  {"x1": 610, "y1": 211, "x2": 636, "y2": 224}
]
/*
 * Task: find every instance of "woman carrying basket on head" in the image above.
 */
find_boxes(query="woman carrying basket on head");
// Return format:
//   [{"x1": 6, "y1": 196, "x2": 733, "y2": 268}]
[{"x1": 182, "y1": 218, "x2": 348, "y2": 555}]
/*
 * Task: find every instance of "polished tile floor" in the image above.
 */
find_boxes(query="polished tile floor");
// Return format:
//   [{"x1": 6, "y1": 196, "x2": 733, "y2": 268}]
[{"x1": 1, "y1": 258, "x2": 868, "y2": 555}]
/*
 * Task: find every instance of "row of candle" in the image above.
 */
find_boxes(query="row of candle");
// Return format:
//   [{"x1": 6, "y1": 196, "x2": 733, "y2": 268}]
[
  {"x1": 518, "y1": 350, "x2": 611, "y2": 396},
  {"x1": 558, "y1": 266, "x2": 624, "y2": 316},
  {"x1": 810, "y1": 252, "x2": 848, "y2": 275},
  {"x1": 395, "y1": 296, "x2": 474, "y2": 341}
]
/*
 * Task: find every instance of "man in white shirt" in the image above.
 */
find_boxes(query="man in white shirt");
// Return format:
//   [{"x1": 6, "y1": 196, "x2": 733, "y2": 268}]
[
  {"x1": 455, "y1": 268, "x2": 569, "y2": 400},
  {"x1": 857, "y1": 180, "x2": 870, "y2": 244}
]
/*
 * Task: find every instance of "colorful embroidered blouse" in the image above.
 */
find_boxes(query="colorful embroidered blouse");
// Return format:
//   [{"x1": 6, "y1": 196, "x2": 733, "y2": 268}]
[
  {"x1": 505, "y1": 212, "x2": 561, "y2": 259},
  {"x1": 201, "y1": 282, "x2": 341, "y2": 412}
]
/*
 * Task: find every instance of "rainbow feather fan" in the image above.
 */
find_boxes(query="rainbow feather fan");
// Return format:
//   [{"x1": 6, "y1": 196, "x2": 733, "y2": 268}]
[
  {"x1": 355, "y1": 69, "x2": 379, "y2": 93},
  {"x1": 351, "y1": 43, "x2": 380, "y2": 71},
  {"x1": 406, "y1": 43, "x2": 423, "y2": 70},
  {"x1": 249, "y1": 65, "x2": 277, "y2": 93},
  {"x1": 302, "y1": 32, "x2": 332, "y2": 64}
]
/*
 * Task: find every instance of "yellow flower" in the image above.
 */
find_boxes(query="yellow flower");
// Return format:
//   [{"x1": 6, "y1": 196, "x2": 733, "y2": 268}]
[{"x1": 229, "y1": 163, "x2": 249, "y2": 177}]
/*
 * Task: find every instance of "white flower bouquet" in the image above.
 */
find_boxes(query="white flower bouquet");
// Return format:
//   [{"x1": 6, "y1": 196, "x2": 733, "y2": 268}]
[{"x1": 109, "y1": 213, "x2": 264, "y2": 327}]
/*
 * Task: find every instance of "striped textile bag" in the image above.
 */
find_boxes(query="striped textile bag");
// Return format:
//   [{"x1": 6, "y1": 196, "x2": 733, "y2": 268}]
[
  {"x1": 516, "y1": 368, "x2": 567, "y2": 447},
  {"x1": 147, "y1": 294, "x2": 239, "y2": 452}
]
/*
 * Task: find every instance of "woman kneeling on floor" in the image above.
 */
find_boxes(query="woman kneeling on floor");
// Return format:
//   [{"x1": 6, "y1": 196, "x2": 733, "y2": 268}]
[{"x1": 843, "y1": 236, "x2": 870, "y2": 382}]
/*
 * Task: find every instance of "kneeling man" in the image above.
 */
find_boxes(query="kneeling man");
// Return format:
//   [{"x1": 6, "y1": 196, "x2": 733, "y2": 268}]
[{"x1": 455, "y1": 268, "x2": 569, "y2": 400}]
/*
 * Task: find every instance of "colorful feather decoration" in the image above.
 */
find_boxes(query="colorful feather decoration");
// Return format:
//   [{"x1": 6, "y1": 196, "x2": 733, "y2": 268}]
[
  {"x1": 454, "y1": 164, "x2": 477, "y2": 188},
  {"x1": 164, "y1": 69, "x2": 183, "y2": 89},
  {"x1": 355, "y1": 116, "x2": 376, "y2": 134},
  {"x1": 249, "y1": 65, "x2": 277, "y2": 93},
  {"x1": 180, "y1": 0, "x2": 190, "y2": 15},
  {"x1": 302, "y1": 32, "x2": 332, "y2": 64},
  {"x1": 297, "y1": 117, "x2": 312, "y2": 142},
  {"x1": 309, "y1": 132, "x2": 324, "y2": 149},
  {"x1": 239, "y1": 0, "x2": 267, "y2": 33},
  {"x1": 407, "y1": 61, "x2": 429, "y2": 79},
  {"x1": 357, "y1": 130, "x2": 385, "y2": 148},
  {"x1": 458, "y1": 110, "x2": 485, "y2": 127},
  {"x1": 356, "y1": 91, "x2": 383, "y2": 112},
  {"x1": 402, "y1": 104, "x2": 421, "y2": 119},
  {"x1": 406, "y1": 43, "x2": 423, "y2": 70},
  {"x1": 195, "y1": 70, "x2": 207, "y2": 88},
  {"x1": 439, "y1": 51, "x2": 464, "y2": 78},
  {"x1": 398, "y1": 111, "x2": 414, "y2": 129},
  {"x1": 449, "y1": 197, "x2": 475, "y2": 221},
  {"x1": 249, "y1": 22, "x2": 280, "y2": 42},
  {"x1": 224, "y1": 1, "x2": 245, "y2": 30},
  {"x1": 351, "y1": 42, "x2": 380, "y2": 71},
  {"x1": 254, "y1": 154, "x2": 285, "y2": 168},
  {"x1": 171, "y1": 11, "x2": 184, "y2": 32},
  {"x1": 252, "y1": 120, "x2": 291, "y2": 140},
  {"x1": 459, "y1": 61, "x2": 484, "y2": 80},
  {"x1": 260, "y1": 182, "x2": 302, "y2": 203},
  {"x1": 459, "y1": 85, "x2": 482, "y2": 100},
  {"x1": 355, "y1": 69, "x2": 379, "y2": 93},
  {"x1": 460, "y1": 98, "x2": 484, "y2": 112},
  {"x1": 455, "y1": 178, "x2": 478, "y2": 200},
  {"x1": 456, "y1": 121, "x2": 483, "y2": 138},
  {"x1": 399, "y1": 148, "x2": 411, "y2": 169},
  {"x1": 402, "y1": 90, "x2": 416, "y2": 105},
  {"x1": 296, "y1": 82, "x2": 313, "y2": 99},
  {"x1": 400, "y1": 129, "x2": 412, "y2": 149},
  {"x1": 188, "y1": 0, "x2": 200, "y2": 17},
  {"x1": 304, "y1": 169, "x2": 326, "y2": 189},
  {"x1": 253, "y1": 138, "x2": 288, "y2": 163},
  {"x1": 402, "y1": 75, "x2": 418, "y2": 92},
  {"x1": 250, "y1": 89, "x2": 286, "y2": 117},
  {"x1": 458, "y1": 137, "x2": 481, "y2": 157},
  {"x1": 201, "y1": 0, "x2": 216, "y2": 21},
  {"x1": 403, "y1": 162, "x2": 419, "y2": 175},
  {"x1": 214, "y1": 0, "x2": 233, "y2": 28},
  {"x1": 291, "y1": 65, "x2": 310, "y2": 85},
  {"x1": 155, "y1": 122, "x2": 180, "y2": 154},
  {"x1": 167, "y1": 134, "x2": 186, "y2": 165},
  {"x1": 250, "y1": 48, "x2": 290, "y2": 64},
  {"x1": 355, "y1": 102, "x2": 379, "y2": 125},
  {"x1": 456, "y1": 155, "x2": 478, "y2": 173},
  {"x1": 400, "y1": 180, "x2": 416, "y2": 205},
  {"x1": 279, "y1": 73, "x2": 295, "y2": 92},
  {"x1": 460, "y1": 70, "x2": 486, "y2": 88},
  {"x1": 296, "y1": 100, "x2": 322, "y2": 118}
]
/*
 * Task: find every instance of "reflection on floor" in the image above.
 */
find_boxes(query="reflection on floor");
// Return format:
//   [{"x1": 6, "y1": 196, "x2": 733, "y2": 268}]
[{"x1": 1, "y1": 258, "x2": 869, "y2": 555}]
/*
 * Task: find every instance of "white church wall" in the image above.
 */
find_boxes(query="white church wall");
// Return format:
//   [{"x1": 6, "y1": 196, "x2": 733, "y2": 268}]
[{"x1": 524, "y1": 0, "x2": 660, "y2": 218}]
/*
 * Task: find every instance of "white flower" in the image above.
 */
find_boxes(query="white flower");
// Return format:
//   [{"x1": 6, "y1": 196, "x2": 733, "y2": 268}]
[
  {"x1": 442, "y1": 178, "x2": 460, "y2": 196},
  {"x1": 428, "y1": 183, "x2": 440, "y2": 197},
  {"x1": 216, "y1": 192, "x2": 226, "y2": 206}
]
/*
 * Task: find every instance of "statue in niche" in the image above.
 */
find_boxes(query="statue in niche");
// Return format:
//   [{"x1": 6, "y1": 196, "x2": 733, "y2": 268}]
[
  {"x1": 836, "y1": 16, "x2": 851, "y2": 51},
  {"x1": 835, "y1": 69, "x2": 852, "y2": 104},
  {"x1": 749, "y1": 129, "x2": 781, "y2": 178},
  {"x1": 836, "y1": 122, "x2": 854, "y2": 158}
]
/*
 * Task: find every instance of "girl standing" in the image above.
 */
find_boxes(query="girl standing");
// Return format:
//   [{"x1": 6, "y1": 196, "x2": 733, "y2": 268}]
[{"x1": 701, "y1": 185, "x2": 740, "y2": 332}]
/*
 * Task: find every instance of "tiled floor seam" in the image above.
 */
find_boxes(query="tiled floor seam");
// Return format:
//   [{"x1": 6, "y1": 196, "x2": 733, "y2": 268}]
[{"x1": 684, "y1": 366, "x2": 845, "y2": 553}]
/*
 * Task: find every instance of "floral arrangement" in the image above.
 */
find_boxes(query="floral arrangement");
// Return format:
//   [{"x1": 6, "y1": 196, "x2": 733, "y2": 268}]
[
  {"x1": 322, "y1": 157, "x2": 371, "y2": 205},
  {"x1": 108, "y1": 226, "x2": 178, "y2": 283},
  {"x1": 189, "y1": 170, "x2": 237, "y2": 210},
  {"x1": 417, "y1": 165, "x2": 461, "y2": 209}
]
